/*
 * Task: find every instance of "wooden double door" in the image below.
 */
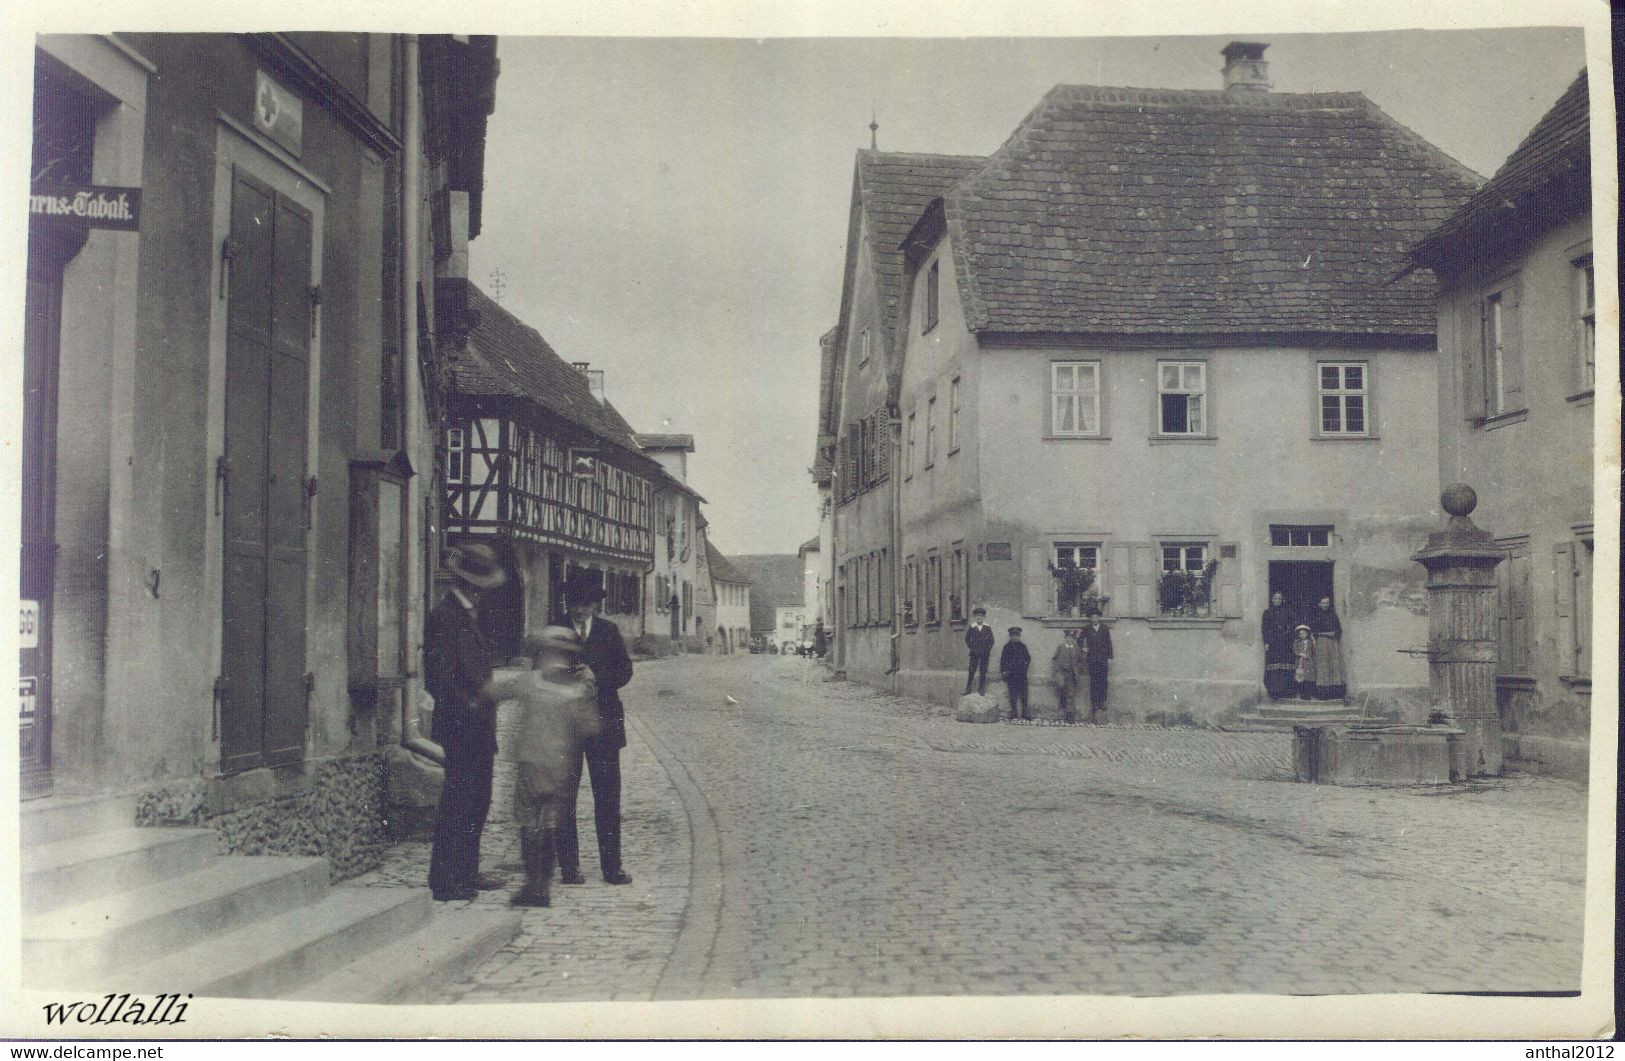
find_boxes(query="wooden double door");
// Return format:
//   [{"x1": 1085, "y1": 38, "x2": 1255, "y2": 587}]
[{"x1": 219, "y1": 168, "x2": 313, "y2": 773}]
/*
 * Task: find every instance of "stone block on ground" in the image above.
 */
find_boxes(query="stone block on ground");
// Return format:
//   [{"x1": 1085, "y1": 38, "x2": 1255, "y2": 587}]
[{"x1": 956, "y1": 693, "x2": 1003, "y2": 723}]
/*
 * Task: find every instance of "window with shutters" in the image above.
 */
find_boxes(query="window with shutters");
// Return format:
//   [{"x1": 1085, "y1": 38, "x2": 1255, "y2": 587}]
[
  {"x1": 1160, "y1": 543, "x2": 1214, "y2": 617},
  {"x1": 948, "y1": 377, "x2": 961, "y2": 452},
  {"x1": 445, "y1": 426, "x2": 465, "y2": 482},
  {"x1": 902, "y1": 556, "x2": 917, "y2": 627},
  {"x1": 1574, "y1": 255, "x2": 1595, "y2": 395},
  {"x1": 905, "y1": 409, "x2": 916, "y2": 479},
  {"x1": 925, "y1": 396, "x2": 937, "y2": 468},
  {"x1": 1317, "y1": 362, "x2": 1369, "y2": 437},
  {"x1": 1157, "y1": 361, "x2": 1207, "y2": 436},
  {"x1": 1051, "y1": 361, "x2": 1101, "y2": 437},
  {"x1": 1494, "y1": 537, "x2": 1532, "y2": 678},
  {"x1": 925, "y1": 550, "x2": 941, "y2": 624},
  {"x1": 1481, "y1": 279, "x2": 1524, "y2": 421},
  {"x1": 1050, "y1": 543, "x2": 1103, "y2": 616},
  {"x1": 948, "y1": 542, "x2": 965, "y2": 621},
  {"x1": 1555, "y1": 530, "x2": 1593, "y2": 683}
]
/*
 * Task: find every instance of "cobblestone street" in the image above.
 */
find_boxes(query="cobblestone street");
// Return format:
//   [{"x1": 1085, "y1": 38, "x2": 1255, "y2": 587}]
[{"x1": 354, "y1": 653, "x2": 1588, "y2": 1001}]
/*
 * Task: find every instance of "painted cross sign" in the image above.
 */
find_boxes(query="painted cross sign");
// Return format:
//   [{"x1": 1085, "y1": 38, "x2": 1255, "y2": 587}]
[
  {"x1": 29, "y1": 185, "x2": 142, "y2": 230},
  {"x1": 19, "y1": 677, "x2": 37, "y2": 728},
  {"x1": 254, "y1": 70, "x2": 304, "y2": 156}
]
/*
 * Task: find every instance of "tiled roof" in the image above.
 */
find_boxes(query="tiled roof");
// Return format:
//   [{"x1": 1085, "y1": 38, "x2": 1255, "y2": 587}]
[
  {"x1": 798, "y1": 536, "x2": 820, "y2": 554},
  {"x1": 636, "y1": 433, "x2": 695, "y2": 452},
  {"x1": 454, "y1": 285, "x2": 648, "y2": 459},
  {"x1": 705, "y1": 540, "x2": 752, "y2": 586},
  {"x1": 855, "y1": 150, "x2": 987, "y2": 338},
  {"x1": 1410, "y1": 71, "x2": 1588, "y2": 267},
  {"x1": 942, "y1": 85, "x2": 1482, "y2": 337}
]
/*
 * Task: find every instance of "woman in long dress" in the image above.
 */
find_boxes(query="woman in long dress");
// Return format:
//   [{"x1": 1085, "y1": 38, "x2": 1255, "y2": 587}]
[
  {"x1": 1261, "y1": 592, "x2": 1295, "y2": 699},
  {"x1": 1309, "y1": 596, "x2": 1347, "y2": 700}
]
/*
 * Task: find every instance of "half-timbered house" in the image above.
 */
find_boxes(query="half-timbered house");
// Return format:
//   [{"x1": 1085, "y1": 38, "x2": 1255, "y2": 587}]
[{"x1": 445, "y1": 285, "x2": 658, "y2": 648}]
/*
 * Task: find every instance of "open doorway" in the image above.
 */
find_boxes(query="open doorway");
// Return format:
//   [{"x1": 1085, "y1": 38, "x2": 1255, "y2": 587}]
[{"x1": 1269, "y1": 561, "x2": 1333, "y2": 624}]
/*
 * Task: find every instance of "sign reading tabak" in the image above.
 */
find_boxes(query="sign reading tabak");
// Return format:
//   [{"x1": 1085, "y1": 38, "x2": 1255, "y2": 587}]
[{"x1": 30, "y1": 184, "x2": 141, "y2": 230}]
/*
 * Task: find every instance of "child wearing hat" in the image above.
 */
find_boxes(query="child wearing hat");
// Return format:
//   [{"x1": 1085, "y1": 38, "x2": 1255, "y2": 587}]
[
  {"x1": 964, "y1": 606, "x2": 994, "y2": 696},
  {"x1": 495, "y1": 626, "x2": 603, "y2": 907},
  {"x1": 1000, "y1": 626, "x2": 1032, "y2": 720}
]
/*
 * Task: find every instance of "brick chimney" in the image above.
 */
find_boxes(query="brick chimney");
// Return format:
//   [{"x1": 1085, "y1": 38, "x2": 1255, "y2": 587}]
[
  {"x1": 572, "y1": 361, "x2": 606, "y2": 403},
  {"x1": 1221, "y1": 41, "x2": 1271, "y2": 93}
]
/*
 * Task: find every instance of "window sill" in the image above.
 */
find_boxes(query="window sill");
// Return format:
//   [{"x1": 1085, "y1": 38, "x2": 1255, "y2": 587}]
[
  {"x1": 1480, "y1": 409, "x2": 1528, "y2": 431},
  {"x1": 1146, "y1": 616, "x2": 1227, "y2": 628},
  {"x1": 1558, "y1": 675, "x2": 1592, "y2": 692},
  {"x1": 949, "y1": 618, "x2": 967, "y2": 628},
  {"x1": 1566, "y1": 390, "x2": 1595, "y2": 405},
  {"x1": 924, "y1": 622, "x2": 942, "y2": 631},
  {"x1": 947, "y1": 447, "x2": 961, "y2": 457},
  {"x1": 1148, "y1": 435, "x2": 1218, "y2": 446},
  {"x1": 1495, "y1": 674, "x2": 1537, "y2": 689},
  {"x1": 1034, "y1": 616, "x2": 1117, "y2": 629},
  {"x1": 1311, "y1": 434, "x2": 1381, "y2": 442},
  {"x1": 1043, "y1": 434, "x2": 1111, "y2": 442}
]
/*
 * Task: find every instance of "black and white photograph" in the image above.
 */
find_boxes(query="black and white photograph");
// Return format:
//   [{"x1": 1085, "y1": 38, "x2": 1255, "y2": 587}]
[{"x1": 3, "y1": 0, "x2": 1616, "y2": 1043}]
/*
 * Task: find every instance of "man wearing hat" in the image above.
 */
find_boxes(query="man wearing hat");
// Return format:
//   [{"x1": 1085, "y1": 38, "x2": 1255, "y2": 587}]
[
  {"x1": 964, "y1": 606, "x2": 994, "y2": 696},
  {"x1": 425, "y1": 542, "x2": 510, "y2": 901},
  {"x1": 1079, "y1": 609, "x2": 1114, "y2": 722},
  {"x1": 999, "y1": 626, "x2": 1032, "y2": 720},
  {"x1": 557, "y1": 575, "x2": 636, "y2": 886}
]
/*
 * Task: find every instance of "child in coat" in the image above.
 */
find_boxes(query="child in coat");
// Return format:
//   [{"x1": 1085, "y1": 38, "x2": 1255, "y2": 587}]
[{"x1": 1000, "y1": 627, "x2": 1033, "y2": 721}]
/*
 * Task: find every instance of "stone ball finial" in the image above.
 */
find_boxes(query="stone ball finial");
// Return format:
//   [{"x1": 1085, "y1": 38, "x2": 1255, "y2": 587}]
[{"x1": 1441, "y1": 483, "x2": 1477, "y2": 519}]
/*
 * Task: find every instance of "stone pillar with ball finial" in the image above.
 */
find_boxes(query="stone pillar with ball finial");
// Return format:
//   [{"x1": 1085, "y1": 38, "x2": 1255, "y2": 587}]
[{"x1": 1412, "y1": 484, "x2": 1507, "y2": 776}]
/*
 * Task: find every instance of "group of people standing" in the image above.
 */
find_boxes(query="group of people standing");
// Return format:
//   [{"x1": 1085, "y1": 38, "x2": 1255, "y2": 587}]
[
  {"x1": 425, "y1": 542, "x2": 635, "y2": 909},
  {"x1": 1261, "y1": 592, "x2": 1347, "y2": 701},
  {"x1": 965, "y1": 607, "x2": 1113, "y2": 722}
]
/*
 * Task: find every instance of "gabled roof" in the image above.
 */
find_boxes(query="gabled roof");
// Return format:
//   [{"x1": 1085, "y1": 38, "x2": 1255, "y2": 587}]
[
  {"x1": 705, "y1": 540, "x2": 751, "y2": 586},
  {"x1": 1410, "y1": 70, "x2": 1588, "y2": 270},
  {"x1": 636, "y1": 433, "x2": 696, "y2": 452},
  {"x1": 454, "y1": 285, "x2": 649, "y2": 461},
  {"x1": 939, "y1": 85, "x2": 1482, "y2": 338},
  {"x1": 798, "y1": 536, "x2": 820, "y2": 555},
  {"x1": 852, "y1": 150, "x2": 987, "y2": 339},
  {"x1": 815, "y1": 152, "x2": 985, "y2": 483}
]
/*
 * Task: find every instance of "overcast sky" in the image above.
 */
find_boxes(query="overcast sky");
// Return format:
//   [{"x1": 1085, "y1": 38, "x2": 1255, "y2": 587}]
[{"x1": 470, "y1": 27, "x2": 1584, "y2": 556}]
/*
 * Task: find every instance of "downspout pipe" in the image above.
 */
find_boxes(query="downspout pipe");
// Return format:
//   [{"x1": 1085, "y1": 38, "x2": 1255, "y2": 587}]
[{"x1": 399, "y1": 33, "x2": 444, "y2": 767}]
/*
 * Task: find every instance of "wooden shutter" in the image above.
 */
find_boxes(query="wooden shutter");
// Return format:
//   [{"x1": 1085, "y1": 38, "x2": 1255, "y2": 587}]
[
  {"x1": 1021, "y1": 545, "x2": 1049, "y2": 617},
  {"x1": 1552, "y1": 542, "x2": 1575, "y2": 674},
  {"x1": 1105, "y1": 542, "x2": 1132, "y2": 617},
  {"x1": 1463, "y1": 298, "x2": 1485, "y2": 421},
  {"x1": 877, "y1": 413, "x2": 890, "y2": 480},
  {"x1": 1215, "y1": 542, "x2": 1242, "y2": 618},
  {"x1": 1501, "y1": 280, "x2": 1525, "y2": 412},
  {"x1": 1131, "y1": 543, "x2": 1159, "y2": 617}
]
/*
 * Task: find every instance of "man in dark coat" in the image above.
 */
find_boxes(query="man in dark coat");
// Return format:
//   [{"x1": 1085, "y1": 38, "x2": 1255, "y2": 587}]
[
  {"x1": 1260, "y1": 591, "x2": 1296, "y2": 700},
  {"x1": 999, "y1": 626, "x2": 1032, "y2": 720},
  {"x1": 425, "y1": 543, "x2": 510, "y2": 901},
  {"x1": 557, "y1": 576, "x2": 636, "y2": 885},
  {"x1": 964, "y1": 606, "x2": 994, "y2": 695},
  {"x1": 1079, "y1": 610, "x2": 1113, "y2": 722}
]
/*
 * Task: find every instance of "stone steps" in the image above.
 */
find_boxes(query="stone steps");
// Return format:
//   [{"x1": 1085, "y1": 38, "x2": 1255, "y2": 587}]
[
  {"x1": 22, "y1": 826, "x2": 219, "y2": 916},
  {"x1": 1231, "y1": 701, "x2": 1365, "y2": 732},
  {"x1": 112, "y1": 888, "x2": 429, "y2": 999},
  {"x1": 21, "y1": 794, "x2": 521, "y2": 1003},
  {"x1": 286, "y1": 904, "x2": 522, "y2": 1004},
  {"x1": 25, "y1": 856, "x2": 331, "y2": 988}
]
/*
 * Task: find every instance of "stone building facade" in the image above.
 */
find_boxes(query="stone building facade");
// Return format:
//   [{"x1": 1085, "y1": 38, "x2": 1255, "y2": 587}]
[
  {"x1": 22, "y1": 34, "x2": 497, "y2": 870},
  {"x1": 1408, "y1": 71, "x2": 1599, "y2": 778},
  {"x1": 830, "y1": 44, "x2": 1488, "y2": 724},
  {"x1": 638, "y1": 434, "x2": 710, "y2": 653}
]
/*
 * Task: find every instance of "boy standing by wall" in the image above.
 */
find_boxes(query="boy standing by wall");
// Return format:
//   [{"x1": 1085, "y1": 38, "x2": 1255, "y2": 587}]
[{"x1": 1000, "y1": 626, "x2": 1032, "y2": 721}]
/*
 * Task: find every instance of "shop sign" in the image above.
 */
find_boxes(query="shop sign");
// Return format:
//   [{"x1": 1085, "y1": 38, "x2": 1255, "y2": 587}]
[
  {"x1": 254, "y1": 70, "x2": 304, "y2": 156},
  {"x1": 29, "y1": 185, "x2": 141, "y2": 230},
  {"x1": 20, "y1": 600, "x2": 39, "y2": 649},
  {"x1": 20, "y1": 677, "x2": 37, "y2": 727}
]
